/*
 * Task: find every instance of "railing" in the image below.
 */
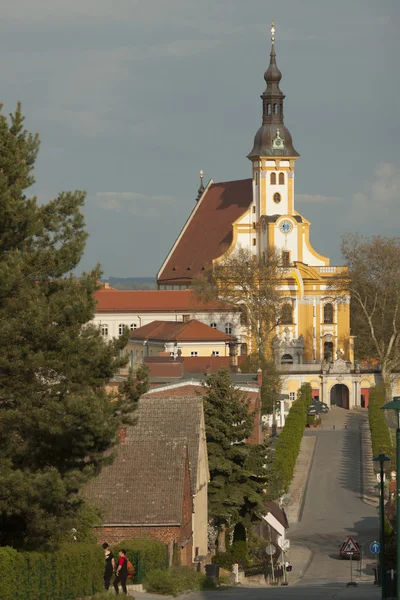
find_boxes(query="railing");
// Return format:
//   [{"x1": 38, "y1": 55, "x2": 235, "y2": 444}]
[{"x1": 279, "y1": 363, "x2": 323, "y2": 373}]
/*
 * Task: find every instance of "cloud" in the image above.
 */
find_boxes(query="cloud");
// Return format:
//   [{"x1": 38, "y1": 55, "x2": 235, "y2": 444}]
[
  {"x1": 95, "y1": 191, "x2": 175, "y2": 217},
  {"x1": 349, "y1": 162, "x2": 400, "y2": 225},
  {"x1": 296, "y1": 194, "x2": 343, "y2": 203}
]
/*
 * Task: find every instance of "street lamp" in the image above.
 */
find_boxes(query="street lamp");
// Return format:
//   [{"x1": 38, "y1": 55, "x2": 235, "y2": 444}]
[
  {"x1": 373, "y1": 453, "x2": 391, "y2": 598},
  {"x1": 381, "y1": 396, "x2": 400, "y2": 600}
]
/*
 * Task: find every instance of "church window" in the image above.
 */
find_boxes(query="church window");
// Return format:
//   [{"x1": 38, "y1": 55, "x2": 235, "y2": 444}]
[
  {"x1": 273, "y1": 103, "x2": 278, "y2": 115},
  {"x1": 323, "y1": 303, "x2": 334, "y2": 324},
  {"x1": 270, "y1": 172, "x2": 276, "y2": 185},
  {"x1": 281, "y1": 303, "x2": 293, "y2": 324},
  {"x1": 210, "y1": 322, "x2": 217, "y2": 329},
  {"x1": 279, "y1": 172, "x2": 285, "y2": 185},
  {"x1": 267, "y1": 103, "x2": 271, "y2": 116},
  {"x1": 273, "y1": 192, "x2": 281, "y2": 203},
  {"x1": 100, "y1": 324, "x2": 108, "y2": 337},
  {"x1": 324, "y1": 341, "x2": 333, "y2": 361},
  {"x1": 281, "y1": 354, "x2": 293, "y2": 365},
  {"x1": 282, "y1": 251, "x2": 290, "y2": 267},
  {"x1": 130, "y1": 323, "x2": 137, "y2": 331},
  {"x1": 118, "y1": 323, "x2": 125, "y2": 336},
  {"x1": 252, "y1": 238, "x2": 256, "y2": 246},
  {"x1": 225, "y1": 322, "x2": 233, "y2": 335}
]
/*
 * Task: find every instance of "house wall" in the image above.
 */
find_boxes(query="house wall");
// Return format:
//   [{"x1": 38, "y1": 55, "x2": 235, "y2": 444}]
[{"x1": 125, "y1": 339, "x2": 230, "y2": 363}]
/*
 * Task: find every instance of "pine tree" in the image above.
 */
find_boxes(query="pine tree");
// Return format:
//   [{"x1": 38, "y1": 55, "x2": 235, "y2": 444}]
[
  {"x1": 0, "y1": 103, "x2": 149, "y2": 550},
  {"x1": 202, "y1": 369, "x2": 267, "y2": 547}
]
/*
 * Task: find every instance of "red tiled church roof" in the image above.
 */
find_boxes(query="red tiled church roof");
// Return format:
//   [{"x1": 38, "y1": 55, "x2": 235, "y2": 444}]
[
  {"x1": 157, "y1": 179, "x2": 253, "y2": 285},
  {"x1": 94, "y1": 289, "x2": 228, "y2": 312},
  {"x1": 129, "y1": 320, "x2": 235, "y2": 342}
]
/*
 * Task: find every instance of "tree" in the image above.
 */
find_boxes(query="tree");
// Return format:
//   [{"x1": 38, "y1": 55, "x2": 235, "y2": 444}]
[
  {"x1": 194, "y1": 246, "x2": 283, "y2": 361},
  {"x1": 334, "y1": 234, "x2": 400, "y2": 400},
  {"x1": 0, "y1": 103, "x2": 149, "y2": 550},
  {"x1": 202, "y1": 369, "x2": 267, "y2": 550},
  {"x1": 241, "y1": 353, "x2": 282, "y2": 414}
]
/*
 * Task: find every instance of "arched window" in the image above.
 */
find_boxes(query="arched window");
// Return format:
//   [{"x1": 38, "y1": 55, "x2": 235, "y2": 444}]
[
  {"x1": 273, "y1": 192, "x2": 281, "y2": 203},
  {"x1": 100, "y1": 324, "x2": 108, "y2": 337},
  {"x1": 225, "y1": 322, "x2": 233, "y2": 335},
  {"x1": 324, "y1": 341, "x2": 333, "y2": 361},
  {"x1": 118, "y1": 324, "x2": 125, "y2": 336},
  {"x1": 323, "y1": 303, "x2": 334, "y2": 324},
  {"x1": 270, "y1": 172, "x2": 276, "y2": 185},
  {"x1": 210, "y1": 322, "x2": 217, "y2": 329},
  {"x1": 273, "y1": 103, "x2": 278, "y2": 115},
  {"x1": 130, "y1": 323, "x2": 137, "y2": 331},
  {"x1": 267, "y1": 103, "x2": 271, "y2": 116},
  {"x1": 279, "y1": 172, "x2": 285, "y2": 185},
  {"x1": 281, "y1": 354, "x2": 293, "y2": 365},
  {"x1": 281, "y1": 304, "x2": 293, "y2": 324}
]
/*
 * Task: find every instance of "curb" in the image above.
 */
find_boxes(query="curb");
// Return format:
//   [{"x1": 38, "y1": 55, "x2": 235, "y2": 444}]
[{"x1": 360, "y1": 417, "x2": 378, "y2": 507}]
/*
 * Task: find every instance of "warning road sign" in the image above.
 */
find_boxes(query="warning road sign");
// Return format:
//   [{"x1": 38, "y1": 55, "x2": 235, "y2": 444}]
[{"x1": 341, "y1": 537, "x2": 359, "y2": 554}]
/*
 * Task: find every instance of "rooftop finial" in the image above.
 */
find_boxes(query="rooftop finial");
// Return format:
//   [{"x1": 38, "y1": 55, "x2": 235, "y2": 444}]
[
  {"x1": 196, "y1": 170, "x2": 205, "y2": 202},
  {"x1": 271, "y1": 21, "x2": 275, "y2": 44}
]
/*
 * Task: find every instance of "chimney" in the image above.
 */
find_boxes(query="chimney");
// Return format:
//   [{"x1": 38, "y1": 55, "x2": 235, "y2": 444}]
[
  {"x1": 182, "y1": 314, "x2": 190, "y2": 323},
  {"x1": 104, "y1": 282, "x2": 110, "y2": 289},
  {"x1": 257, "y1": 368, "x2": 263, "y2": 387}
]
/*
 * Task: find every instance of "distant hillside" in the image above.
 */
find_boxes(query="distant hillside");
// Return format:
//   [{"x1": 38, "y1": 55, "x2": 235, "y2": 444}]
[{"x1": 101, "y1": 277, "x2": 157, "y2": 290}]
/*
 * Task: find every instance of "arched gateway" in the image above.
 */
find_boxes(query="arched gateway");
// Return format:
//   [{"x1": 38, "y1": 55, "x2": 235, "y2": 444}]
[{"x1": 330, "y1": 384, "x2": 349, "y2": 409}]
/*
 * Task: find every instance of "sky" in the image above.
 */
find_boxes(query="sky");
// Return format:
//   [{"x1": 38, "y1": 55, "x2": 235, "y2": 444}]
[{"x1": 1, "y1": 0, "x2": 399, "y2": 277}]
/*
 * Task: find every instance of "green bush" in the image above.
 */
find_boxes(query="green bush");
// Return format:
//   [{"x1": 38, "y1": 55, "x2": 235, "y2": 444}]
[
  {"x1": 269, "y1": 382, "x2": 312, "y2": 497},
  {"x1": 112, "y1": 538, "x2": 168, "y2": 581},
  {"x1": 211, "y1": 551, "x2": 233, "y2": 569},
  {"x1": 0, "y1": 543, "x2": 103, "y2": 600},
  {"x1": 145, "y1": 566, "x2": 217, "y2": 597},
  {"x1": 368, "y1": 385, "x2": 393, "y2": 459}
]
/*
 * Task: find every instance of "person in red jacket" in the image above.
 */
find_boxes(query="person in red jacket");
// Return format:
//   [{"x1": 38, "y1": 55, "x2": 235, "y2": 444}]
[{"x1": 113, "y1": 549, "x2": 128, "y2": 595}]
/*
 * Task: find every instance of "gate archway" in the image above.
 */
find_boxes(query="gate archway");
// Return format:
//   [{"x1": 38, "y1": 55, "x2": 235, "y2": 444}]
[{"x1": 330, "y1": 384, "x2": 349, "y2": 409}]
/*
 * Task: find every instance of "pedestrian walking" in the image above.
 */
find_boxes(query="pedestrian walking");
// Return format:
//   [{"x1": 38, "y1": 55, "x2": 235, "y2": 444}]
[
  {"x1": 102, "y1": 542, "x2": 115, "y2": 591},
  {"x1": 113, "y1": 549, "x2": 128, "y2": 595}
]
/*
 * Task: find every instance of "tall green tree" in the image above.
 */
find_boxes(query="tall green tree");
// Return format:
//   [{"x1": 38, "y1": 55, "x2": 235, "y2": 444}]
[
  {"x1": 0, "y1": 103, "x2": 148, "y2": 550},
  {"x1": 202, "y1": 369, "x2": 267, "y2": 550}
]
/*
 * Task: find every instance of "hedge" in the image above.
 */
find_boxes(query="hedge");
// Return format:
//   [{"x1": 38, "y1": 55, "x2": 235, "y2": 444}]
[
  {"x1": 0, "y1": 543, "x2": 103, "y2": 600},
  {"x1": 368, "y1": 385, "x2": 393, "y2": 459},
  {"x1": 113, "y1": 538, "x2": 168, "y2": 580},
  {"x1": 145, "y1": 566, "x2": 217, "y2": 597},
  {"x1": 269, "y1": 382, "x2": 312, "y2": 497}
]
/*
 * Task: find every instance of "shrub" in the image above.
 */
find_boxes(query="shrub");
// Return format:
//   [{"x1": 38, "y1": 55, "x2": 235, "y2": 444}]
[
  {"x1": 269, "y1": 382, "x2": 312, "y2": 497},
  {"x1": 368, "y1": 385, "x2": 393, "y2": 459},
  {"x1": 112, "y1": 538, "x2": 168, "y2": 581},
  {"x1": 0, "y1": 543, "x2": 103, "y2": 600},
  {"x1": 212, "y1": 551, "x2": 233, "y2": 569},
  {"x1": 145, "y1": 566, "x2": 217, "y2": 597}
]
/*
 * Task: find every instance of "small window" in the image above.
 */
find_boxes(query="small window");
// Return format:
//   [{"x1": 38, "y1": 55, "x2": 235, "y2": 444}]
[
  {"x1": 191, "y1": 351, "x2": 198, "y2": 357},
  {"x1": 212, "y1": 351, "x2": 220, "y2": 356},
  {"x1": 118, "y1": 324, "x2": 125, "y2": 336},
  {"x1": 282, "y1": 251, "x2": 290, "y2": 267},
  {"x1": 324, "y1": 303, "x2": 334, "y2": 324},
  {"x1": 100, "y1": 324, "x2": 108, "y2": 337},
  {"x1": 252, "y1": 238, "x2": 256, "y2": 246},
  {"x1": 130, "y1": 323, "x2": 137, "y2": 331},
  {"x1": 267, "y1": 103, "x2": 271, "y2": 116},
  {"x1": 324, "y1": 341, "x2": 333, "y2": 361},
  {"x1": 273, "y1": 192, "x2": 281, "y2": 203},
  {"x1": 281, "y1": 354, "x2": 293, "y2": 365},
  {"x1": 281, "y1": 303, "x2": 293, "y2": 324},
  {"x1": 279, "y1": 172, "x2": 285, "y2": 185},
  {"x1": 150, "y1": 349, "x2": 153, "y2": 356},
  {"x1": 289, "y1": 392, "x2": 296, "y2": 402},
  {"x1": 270, "y1": 172, "x2": 276, "y2": 185},
  {"x1": 254, "y1": 171, "x2": 258, "y2": 185},
  {"x1": 210, "y1": 322, "x2": 217, "y2": 329},
  {"x1": 252, "y1": 205, "x2": 256, "y2": 213},
  {"x1": 225, "y1": 322, "x2": 233, "y2": 335}
]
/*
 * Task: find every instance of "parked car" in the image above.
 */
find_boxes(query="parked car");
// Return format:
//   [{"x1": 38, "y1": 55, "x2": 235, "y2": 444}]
[{"x1": 339, "y1": 541, "x2": 361, "y2": 561}]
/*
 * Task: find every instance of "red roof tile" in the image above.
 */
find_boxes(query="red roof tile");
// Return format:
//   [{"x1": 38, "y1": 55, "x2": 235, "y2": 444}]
[
  {"x1": 94, "y1": 289, "x2": 228, "y2": 312},
  {"x1": 158, "y1": 179, "x2": 253, "y2": 285},
  {"x1": 129, "y1": 320, "x2": 235, "y2": 342}
]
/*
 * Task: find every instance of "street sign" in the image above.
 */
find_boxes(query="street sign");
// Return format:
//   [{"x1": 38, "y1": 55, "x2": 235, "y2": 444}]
[
  {"x1": 369, "y1": 541, "x2": 380, "y2": 554},
  {"x1": 341, "y1": 536, "x2": 358, "y2": 554},
  {"x1": 265, "y1": 543, "x2": 276, "y2": 556}
]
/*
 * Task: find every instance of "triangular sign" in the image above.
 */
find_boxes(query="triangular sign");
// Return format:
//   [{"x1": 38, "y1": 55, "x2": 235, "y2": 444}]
[{"x1": 342, "y1": 537, "x2": 358, "y2": 553}]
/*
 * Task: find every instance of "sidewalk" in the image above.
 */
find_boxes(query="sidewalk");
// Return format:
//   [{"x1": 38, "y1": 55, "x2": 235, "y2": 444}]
[
  {"x1": 286, "y1": 435, "x2": 316, "y2": 524},
  {"x1": 287, "y1": 543, "x2": 313, "y2": 584}
]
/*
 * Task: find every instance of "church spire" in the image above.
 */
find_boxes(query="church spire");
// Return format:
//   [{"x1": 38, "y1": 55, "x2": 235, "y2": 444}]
[{"x1": 248, "y1": 22, "x2": 299, "y2": 158}]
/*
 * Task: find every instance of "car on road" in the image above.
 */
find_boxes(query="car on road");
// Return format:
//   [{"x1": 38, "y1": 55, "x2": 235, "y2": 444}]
[{"x1": 339, "y1": 540, "x2": 361, "y2": 561}]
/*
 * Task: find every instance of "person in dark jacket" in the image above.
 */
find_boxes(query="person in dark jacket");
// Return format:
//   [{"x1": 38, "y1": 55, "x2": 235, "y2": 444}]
[
  {"x1": 102, "y1": 542, "x2": 115, "y2": 590},
  {"x1": 113, "y1": 549, "x2": 128, "y2": 595}
]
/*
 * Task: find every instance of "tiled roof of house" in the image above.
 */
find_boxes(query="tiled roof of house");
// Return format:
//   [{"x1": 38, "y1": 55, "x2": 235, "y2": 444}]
[
  {"x1": 157, "y1": 179, "x2": 253, "y2": 285},
  {"x1": 84, "y1": 396, "x2": 203, "y2": 525},
  {"x1": 94, "y1": 289, "x2": 228, "y2": 312},
  {"x1": 129, "y1": 320, "x2": 235, "y2": 343}
]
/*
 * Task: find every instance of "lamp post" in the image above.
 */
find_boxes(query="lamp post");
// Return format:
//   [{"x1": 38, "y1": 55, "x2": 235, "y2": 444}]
[
  {"x1": 381, "y1": 396, "x2": 400, "y2": 600},
  {"x1": 373, "y1": 453, "x2": 391, "y2": 599}
]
